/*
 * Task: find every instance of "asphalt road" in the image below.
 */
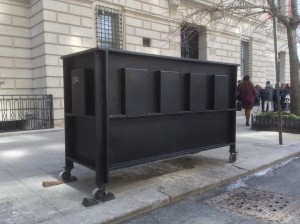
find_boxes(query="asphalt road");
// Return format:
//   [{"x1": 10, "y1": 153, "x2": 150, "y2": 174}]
[{"x1": 122, "y1": 157, "x2": 300, "y2": 224}]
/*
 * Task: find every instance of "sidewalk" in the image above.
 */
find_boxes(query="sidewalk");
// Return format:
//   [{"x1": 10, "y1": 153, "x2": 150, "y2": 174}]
[{"x1": 0, "y1": 115, "x2": 300, "y2": 224}]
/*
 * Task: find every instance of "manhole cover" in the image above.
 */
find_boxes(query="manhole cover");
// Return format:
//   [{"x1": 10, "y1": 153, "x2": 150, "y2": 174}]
[{"x1": 205, "y1": 187, "x2": 300, "y2": 221}]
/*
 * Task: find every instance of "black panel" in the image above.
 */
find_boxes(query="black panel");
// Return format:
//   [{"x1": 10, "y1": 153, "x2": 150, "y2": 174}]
[
  {"x1": 71, "y1": 70, "x2": 85, "y2": 115},
  {"x1": 107, "y1": 51, "x2": 237, "y2": 115},
  {"x1": 207, "y1": 75, "x2": 215, "y2": 110},
  {"x1": 214, "y1": 75, "x2": 228, "y2": 110},
  {"x1": 65, "y1": 116, "x2": 96, "y2": 167},
  {"x1": 63, "y1": 53, "x2": 94, "y2": 114},
  {"x1": 109, "y1": 112, "x2": 233, "y2": 167},
  {"x1": 122, "y1": 68, "x2": 148, "y2": 116},
  {"x1": 188, "y1": 73, "x2": 207, "y2": 111},
  {"x1": 159, "y1": 71, "x2": 179, "y2": 114},
  {"x1": 71, "y1": 69, "x2": 94, "y2": 116}
]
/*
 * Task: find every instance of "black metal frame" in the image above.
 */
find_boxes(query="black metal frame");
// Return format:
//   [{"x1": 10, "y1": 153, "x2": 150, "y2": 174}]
[
  {"x1": 0, "y1": 95, "x2": 54, "y2": 133},
  {"x1": 61, "y1": 48, "x2": 237, "y2": 203}
]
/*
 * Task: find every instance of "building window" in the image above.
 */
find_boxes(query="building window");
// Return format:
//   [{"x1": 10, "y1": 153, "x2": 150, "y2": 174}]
[
  {"x1": 278, "y1": 51, "x2": 286, "y2": 83},
  {"x1": 181, "y1": 25, "x2": 199, "y2": 59},
  {"x1": 240, "y1": 40, "x2": 252, "y2": 77},
  {"x1": 96, "y1": 6, "x2": 122, "y2": 49}
]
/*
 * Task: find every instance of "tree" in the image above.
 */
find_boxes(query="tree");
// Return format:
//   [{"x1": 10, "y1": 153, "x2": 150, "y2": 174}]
[
  {"x1": 176, "y1": 0, "x2": 300, "y2": 116},
  {"x1": 270, "y1": 0, "x2": 300, "y2": 116}
]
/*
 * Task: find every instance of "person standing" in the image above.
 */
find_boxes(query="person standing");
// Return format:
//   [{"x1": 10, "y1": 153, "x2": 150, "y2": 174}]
[
  {"x1": 239, "y1": 75, "x2": 256, "y2": 126},
  {"x1": 263, "y1": 81, "x2": 273, "y2": 112},
  {"x1": 236, "y1": 80, "x2": 242, "y2": 101},
  {"x1": 273, "y1": 86, "x2": 278, "y2": 112},
  {"x1": 280, "y1": 83, "x2": 286, "y2": 111},
  {"x1": 283, "y1": 83, "x2": 291, "y2": 111},
  {"x1": 254, "y1": 84, "x2": 262, "y2": 106}
]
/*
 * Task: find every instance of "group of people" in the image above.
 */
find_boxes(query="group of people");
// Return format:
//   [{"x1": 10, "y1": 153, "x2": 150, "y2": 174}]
[
  {"x1": 254, "y1": 82, "x2": 291, "y2": 112},
  {"x1": 237, "y1": 75, "x2": 291, "y2": 126}
]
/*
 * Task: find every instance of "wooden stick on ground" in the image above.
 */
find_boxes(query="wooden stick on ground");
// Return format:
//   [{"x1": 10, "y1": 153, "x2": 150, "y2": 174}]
[{"x1": 42, "y1": 180, "x2": 64, "y2": 188}]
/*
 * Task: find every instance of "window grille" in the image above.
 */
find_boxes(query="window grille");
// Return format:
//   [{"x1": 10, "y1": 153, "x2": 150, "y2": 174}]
[
  {"x1": 181, "y1": 25, "x2": 199, "y2": 59},
  {"x1": 240, "y1": 40, "x2": 252, "y2": 78},
  {"x1": 96, "y1": 6, "x2": 122, "y2": 49}
]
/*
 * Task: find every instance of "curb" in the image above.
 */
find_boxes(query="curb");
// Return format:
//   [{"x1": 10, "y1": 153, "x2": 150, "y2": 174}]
[
  {"x1": 0, "y1": 128, "x2": 64, "y2": 137},
  {"x1": 105, "y1": 151, "x2": 300, "y2": 224}
]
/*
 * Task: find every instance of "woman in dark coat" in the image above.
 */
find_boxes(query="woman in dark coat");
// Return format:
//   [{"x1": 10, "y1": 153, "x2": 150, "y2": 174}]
[{"x1": 238, "y1": 75, "x2": 256, "y2": 126}]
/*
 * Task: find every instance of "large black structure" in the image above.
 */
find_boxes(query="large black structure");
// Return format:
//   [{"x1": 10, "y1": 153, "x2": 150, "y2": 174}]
[{"x1": 61, "y1": 48, "x2": 238, "y2": 202}]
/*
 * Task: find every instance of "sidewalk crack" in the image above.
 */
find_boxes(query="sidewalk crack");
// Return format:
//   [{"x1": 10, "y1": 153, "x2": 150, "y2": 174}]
[
  {"x1": 232, "y1": 164, "x2": 249, "y2": 171},
  {"x1": 157, "y1": 188, "x2": 171, "y2": 202}
]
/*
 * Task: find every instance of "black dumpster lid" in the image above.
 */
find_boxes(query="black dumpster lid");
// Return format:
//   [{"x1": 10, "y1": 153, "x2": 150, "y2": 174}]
[{"x1": 60, "y1": 47, "x2": 239, "y2": 67}]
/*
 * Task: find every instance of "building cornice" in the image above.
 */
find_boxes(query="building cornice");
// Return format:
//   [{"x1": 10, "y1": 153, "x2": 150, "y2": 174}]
[
  {"x1": 0, "y1": 0, "x2": 30, "y2": 6},
  {"x1": 169, "y1": 0, "x2": 180, "y2": 9},
  {"x1": 182, "y1": 0, "x2": 221, "y2": 7}
]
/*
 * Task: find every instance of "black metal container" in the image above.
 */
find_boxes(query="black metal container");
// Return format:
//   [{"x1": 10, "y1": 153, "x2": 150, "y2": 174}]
[{"x1": 61, "y1": 48, "x2": 238, "y2": 202}]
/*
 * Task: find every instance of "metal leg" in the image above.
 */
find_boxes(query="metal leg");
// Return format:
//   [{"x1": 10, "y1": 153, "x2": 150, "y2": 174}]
[
  {"x1": 59, "y1": 159, "x2": 77, "y2": 182},
  {"x1": 229, "y1": 144, "x2": 236, "y2": 154},
  {"x1": 229, "y1": 144, "x2": 237, "y2": 163},
  {"x1": 82, "y1": 169, "x2": 115, "y2": 207},
  {"x1": 81, "y1": 184, "x2": 115, "y2": 207},
  {"x1": 92, "y1": 185, "x2": 107, "y2": 200},
  {"x1": 93, "y1": 183, "x2": 115, "y2": 202},
  {"x1": 65, "y1": 159, "x2": 74, "y2": 173}
]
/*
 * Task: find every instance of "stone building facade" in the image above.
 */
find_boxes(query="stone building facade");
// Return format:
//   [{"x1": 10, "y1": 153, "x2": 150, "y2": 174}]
[{"x1": 0, "y1": 0, "x2": 290, "y2": 126}]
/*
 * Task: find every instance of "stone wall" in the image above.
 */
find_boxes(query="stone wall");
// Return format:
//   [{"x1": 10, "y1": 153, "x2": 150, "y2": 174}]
[
  {"x1": 0, "y1": 0, "x2": 291, "y2": 127},
  {"x1": 0, "y1": 0, "x2": 32, "y2": 94},
  {"x1": 30, "y1": 0, "x2": 94, "y2": 126}
]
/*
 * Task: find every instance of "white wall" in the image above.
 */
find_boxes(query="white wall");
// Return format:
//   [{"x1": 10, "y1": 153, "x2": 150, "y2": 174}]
[
  {"x1": 0, "y1": 0, "x2": 32, "y2": 94},
  {"x1": 0, "y1": 0, "x2": 291, "y2": 126}
]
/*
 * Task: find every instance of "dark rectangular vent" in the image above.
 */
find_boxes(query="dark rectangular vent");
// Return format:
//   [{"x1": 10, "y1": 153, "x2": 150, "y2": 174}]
[{"x1": 143, "y1": 38, "x2": 151, "y2": 47}]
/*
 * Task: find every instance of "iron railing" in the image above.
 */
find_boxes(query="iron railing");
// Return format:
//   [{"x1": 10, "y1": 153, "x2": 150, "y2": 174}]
[{"x1": 0, "y1": 95, "x2": 54, "y2": 133}]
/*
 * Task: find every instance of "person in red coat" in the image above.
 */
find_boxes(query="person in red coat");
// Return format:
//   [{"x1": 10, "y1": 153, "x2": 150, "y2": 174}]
[{"x1": 238, "y1": 75, "x2": 256, "y2": 126}]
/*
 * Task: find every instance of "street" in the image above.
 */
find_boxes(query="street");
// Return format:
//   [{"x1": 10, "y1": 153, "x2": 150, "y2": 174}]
[{"x1": 122, "y1": 157, "x2": 300, "y2": 224}]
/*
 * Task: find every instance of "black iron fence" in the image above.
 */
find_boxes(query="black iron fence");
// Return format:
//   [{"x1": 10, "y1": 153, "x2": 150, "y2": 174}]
[{"x1": 0, "y1": 95, "x2": 54, "y2": 133}]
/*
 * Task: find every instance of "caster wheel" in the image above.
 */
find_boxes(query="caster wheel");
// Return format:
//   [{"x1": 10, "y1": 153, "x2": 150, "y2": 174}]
[
  {"x1": 92, "y1": 188, "x2": 105, "y2": 200},
  {"x1": 229, "y1": 153, "x2": 237, "y2": 163},
  {"x1": 59, "y1": 171, "x2": 71, "y2": 181}
]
